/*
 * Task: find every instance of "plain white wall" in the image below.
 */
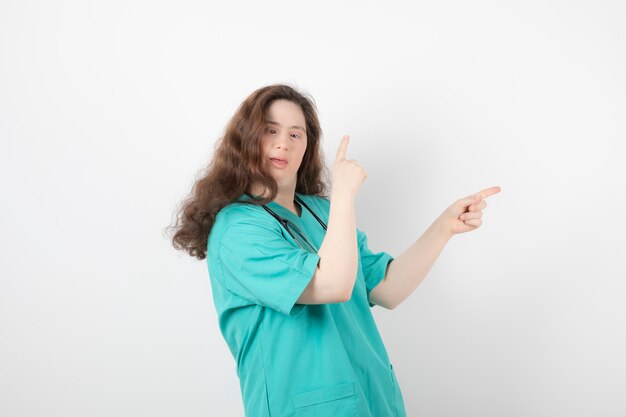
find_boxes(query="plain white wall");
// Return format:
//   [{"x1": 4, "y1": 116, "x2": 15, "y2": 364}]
[{"x1": 1, "y1": 0, "x2": 625, "y2": 416}]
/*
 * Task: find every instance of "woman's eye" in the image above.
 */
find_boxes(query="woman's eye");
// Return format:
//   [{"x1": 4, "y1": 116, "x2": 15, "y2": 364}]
[{"x1": 264, "y1": 127, "x2": 301, "y2": 138}]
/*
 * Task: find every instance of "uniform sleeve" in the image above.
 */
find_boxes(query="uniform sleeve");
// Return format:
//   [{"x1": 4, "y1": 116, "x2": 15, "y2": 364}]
[
  {"x1": 357, "y1": 227, "x2": 394, "y2": 308},
  {"x1": 217, "y1": 217, "x2": 320, "y2": 317}
]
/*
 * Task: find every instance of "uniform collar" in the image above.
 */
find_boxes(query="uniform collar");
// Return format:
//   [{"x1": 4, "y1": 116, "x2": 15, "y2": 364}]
[{"x1": 239, "y1": 192, "x2": 305, "y2": 220}]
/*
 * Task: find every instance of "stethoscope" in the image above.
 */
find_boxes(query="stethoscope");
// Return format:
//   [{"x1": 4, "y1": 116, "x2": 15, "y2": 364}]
[{"x1": 244, "y1": 192, "x2": 327, "y2": 252}]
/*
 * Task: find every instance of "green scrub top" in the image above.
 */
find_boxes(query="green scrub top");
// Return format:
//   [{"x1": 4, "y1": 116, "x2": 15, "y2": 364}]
[{"x1": 207, "y1": 192, "x2": 407, "y2": 417}]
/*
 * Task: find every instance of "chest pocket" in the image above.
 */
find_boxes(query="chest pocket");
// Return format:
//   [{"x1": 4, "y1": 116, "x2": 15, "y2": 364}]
[{"x1": 292, "y1": 381, "x2": 358, "y2": 417}]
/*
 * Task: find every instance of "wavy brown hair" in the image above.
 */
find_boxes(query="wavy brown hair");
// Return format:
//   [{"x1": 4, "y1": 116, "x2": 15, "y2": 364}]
[{"x1": 165, "y1": 83, "x2": 330, "y2": 260}]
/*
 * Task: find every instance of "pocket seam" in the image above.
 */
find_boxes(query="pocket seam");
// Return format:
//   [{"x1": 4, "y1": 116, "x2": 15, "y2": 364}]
[{"x1": 292, "y1": 382, "x2": 355, "y2": 409}]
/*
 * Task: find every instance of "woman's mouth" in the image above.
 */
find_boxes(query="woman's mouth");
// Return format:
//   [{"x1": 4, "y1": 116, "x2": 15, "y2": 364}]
[{"x1": 270, "y1": 158, "x2": 288, "y2": 168}]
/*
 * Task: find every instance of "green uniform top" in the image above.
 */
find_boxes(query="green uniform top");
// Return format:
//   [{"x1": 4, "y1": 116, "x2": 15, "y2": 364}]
[{"x1": 207, "y1": 192, "x2": 407, "y2": 417}]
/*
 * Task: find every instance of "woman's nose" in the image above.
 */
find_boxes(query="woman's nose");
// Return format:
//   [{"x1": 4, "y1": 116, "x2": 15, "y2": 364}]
[{"x1": 274, "y1": 133, "x2": 290, "y2": 149}]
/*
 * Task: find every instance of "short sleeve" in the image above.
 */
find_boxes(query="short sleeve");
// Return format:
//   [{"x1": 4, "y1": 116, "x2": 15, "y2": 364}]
[
  {"x1": 217, "y1": 217, "x2": 321, "y2": 317},
  {"x1": 357, "y1": 227, "x2": 394, "y2": 308}
]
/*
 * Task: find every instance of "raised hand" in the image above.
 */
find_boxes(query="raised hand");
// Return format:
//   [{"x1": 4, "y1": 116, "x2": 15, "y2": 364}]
[
  {"x1": 331, "y1": 135, "x2": 368, "y2": 199},
  {"x1": 438, "y1": 186, "x2": 501, "y2": 235}
]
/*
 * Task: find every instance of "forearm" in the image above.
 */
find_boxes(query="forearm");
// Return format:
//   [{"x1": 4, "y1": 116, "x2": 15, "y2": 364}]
[
  {"x1": 378, "y1": 217, "x2": 452, "y2": 309},
  {"x1": 317, "y1": 192, "x2": 358, "y2": 299}
]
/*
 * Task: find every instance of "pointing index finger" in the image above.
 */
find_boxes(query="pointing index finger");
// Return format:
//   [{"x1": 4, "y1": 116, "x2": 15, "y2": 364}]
[
  {"x1": 335, "y1": 135, "x2": 350, "y2": 162},
  {"x1": 476, "y1": 186, "x2": 502, "y2": 199}
]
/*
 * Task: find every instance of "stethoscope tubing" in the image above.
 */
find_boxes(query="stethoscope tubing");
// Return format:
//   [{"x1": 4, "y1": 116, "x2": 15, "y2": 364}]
[{"x1": 243, "y1": 192, "x2": 327, "y2": 251}]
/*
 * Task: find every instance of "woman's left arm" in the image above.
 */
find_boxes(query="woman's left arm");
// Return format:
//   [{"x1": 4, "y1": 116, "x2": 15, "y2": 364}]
[{"x1": 369, "y1": 186, "x2": 501, "y2": 310}]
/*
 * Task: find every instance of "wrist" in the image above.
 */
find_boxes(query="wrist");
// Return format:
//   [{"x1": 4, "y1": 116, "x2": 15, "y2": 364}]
[
  {"x1": 330, "y1": 188, "x2": 356, "y2": 202},
  {"x1": 433, "y1": 215, "x2": 454, "y2": 240}
]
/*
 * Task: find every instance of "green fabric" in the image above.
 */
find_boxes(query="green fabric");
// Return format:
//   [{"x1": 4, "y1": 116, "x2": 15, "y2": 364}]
[{"x1": 207, "y1": 192, "x2": 407, "y2": 417}]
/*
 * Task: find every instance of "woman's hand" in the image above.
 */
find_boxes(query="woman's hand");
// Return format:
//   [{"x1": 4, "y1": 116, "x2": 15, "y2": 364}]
[
  {"x1": 437, "y1": 186, "x2": 501, "y2": 236},
  {"x1": 331, "y1": 135, "x2": 368, "y2": 199}
]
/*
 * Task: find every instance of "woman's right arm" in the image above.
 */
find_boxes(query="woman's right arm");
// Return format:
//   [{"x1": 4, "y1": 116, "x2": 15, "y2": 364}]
[
  {"x1": 297, "y1": 135, "x2": 366, "y2": 304},
  {"x1": 296, "y1": 192, "x2": 358, "y2": 304}
]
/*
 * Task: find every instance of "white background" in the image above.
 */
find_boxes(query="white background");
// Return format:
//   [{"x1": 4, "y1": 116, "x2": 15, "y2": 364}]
[{"x1": 1, "y1": 1, "x2": 625, "y2": 416}]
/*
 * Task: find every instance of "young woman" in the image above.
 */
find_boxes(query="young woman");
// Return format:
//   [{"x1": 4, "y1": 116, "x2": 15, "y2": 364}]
[{"x1": 169, "y1": 84, "x2": 501, "y2": 417}]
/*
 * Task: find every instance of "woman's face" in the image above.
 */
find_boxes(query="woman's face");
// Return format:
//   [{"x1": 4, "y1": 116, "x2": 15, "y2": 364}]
[{"x1": 260, "y1": 99, "x2": 308, "y2": 191}]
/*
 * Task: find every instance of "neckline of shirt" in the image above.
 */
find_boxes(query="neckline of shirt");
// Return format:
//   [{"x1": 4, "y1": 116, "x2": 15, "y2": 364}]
[{"x1": 240, "y1": 192, "x2": 306, "y2": 221}]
